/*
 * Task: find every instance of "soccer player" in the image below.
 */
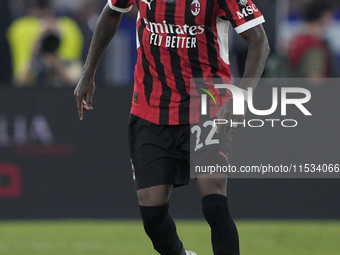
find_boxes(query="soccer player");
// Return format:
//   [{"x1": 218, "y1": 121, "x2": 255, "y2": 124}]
[{"x1": 74, "y1": 0, "x2": 269, "y2": 254}]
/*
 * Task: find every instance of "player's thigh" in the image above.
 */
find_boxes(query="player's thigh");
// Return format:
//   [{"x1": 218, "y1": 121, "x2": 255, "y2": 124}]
[
  {"x1": 197, "y1": 176, "x2": 228, "y2": 198},
  {"x1": 137, "y1": 184, "x2": 173, "y2": 206},
  {"x1": 191, "y1": 119, "x2": 232, "y2": 198}
]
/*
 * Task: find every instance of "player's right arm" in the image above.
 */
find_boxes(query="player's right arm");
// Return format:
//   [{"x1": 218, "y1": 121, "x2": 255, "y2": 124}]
[
  {"x1": 216, "y1": 0, "x2": 269, "y2": 135},
  {"x1": 74, "y1": 5, "x2": 123, "y2": 120}
]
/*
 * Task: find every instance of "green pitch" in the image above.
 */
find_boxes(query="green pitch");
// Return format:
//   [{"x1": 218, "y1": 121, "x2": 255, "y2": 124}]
[{"x1": 0, "y1": 220, "x2": 339, "y2": 255}]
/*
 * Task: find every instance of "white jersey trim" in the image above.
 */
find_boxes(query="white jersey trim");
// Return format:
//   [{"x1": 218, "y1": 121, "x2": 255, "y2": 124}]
[
  {"x1": 234, "y1": 16, "x2": 265, "y2": 34},
  {"x1": 216, "y1": 18, "x2": 230, "y2": 65},
  {"x1": 136, "y1": 11, "x2": 140, "y2": 49},
  {"x1": 107, "y1": 0, "x2": 133, "y2": 13}
]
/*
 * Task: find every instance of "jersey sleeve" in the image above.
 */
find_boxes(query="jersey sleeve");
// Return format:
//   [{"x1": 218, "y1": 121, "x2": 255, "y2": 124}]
[
  {"x1": 108, "y1": 0, "x2": 134, "y2": 13},
  {"x1": 217, "y1": 0, "x2": 265, "y2": 34}
]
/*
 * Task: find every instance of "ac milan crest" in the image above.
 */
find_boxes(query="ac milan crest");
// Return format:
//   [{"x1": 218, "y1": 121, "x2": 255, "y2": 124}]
[{"x1": 191, "y1": 0, "x2": 201, "y2": 16}]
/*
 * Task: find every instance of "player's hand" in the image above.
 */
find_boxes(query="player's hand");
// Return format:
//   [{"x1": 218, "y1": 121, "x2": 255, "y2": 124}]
[
  {"x1": 216, "y1": 98, "x2": 247, "y2": 136},
  {"x1": 74, "y1": 74, "x2": 95, "y2": 120}
]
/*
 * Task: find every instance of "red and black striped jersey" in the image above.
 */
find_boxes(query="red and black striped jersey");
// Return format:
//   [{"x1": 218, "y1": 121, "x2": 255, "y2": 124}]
[{"x1": 108, "y1": 0, "x2": 264, "y2": 125}]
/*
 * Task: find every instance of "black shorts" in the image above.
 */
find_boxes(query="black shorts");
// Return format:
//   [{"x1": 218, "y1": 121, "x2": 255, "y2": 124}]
[{"x1": 128, "y1": 114, "x2": 232, "y2": 190}]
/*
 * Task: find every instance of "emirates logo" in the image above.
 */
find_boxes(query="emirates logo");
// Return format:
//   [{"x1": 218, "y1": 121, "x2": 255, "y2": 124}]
[
  {"x1": 191, "y1": 0, "x2": 201, "y2": 16},
  {"x1": 239, "y1": 0, "x2": 248, "y2": 6}
]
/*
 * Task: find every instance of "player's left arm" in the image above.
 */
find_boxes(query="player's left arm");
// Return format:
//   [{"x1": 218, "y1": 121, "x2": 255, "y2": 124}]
[
  {"x1": 238, "y1": 24, "x2": 270, "y2": 90},
  {"x1": 217, "y1": 24, "x2": 270, "y2": 134}
]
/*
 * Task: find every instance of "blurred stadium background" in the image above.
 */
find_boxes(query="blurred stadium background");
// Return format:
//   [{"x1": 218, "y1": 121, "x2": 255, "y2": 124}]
[{"x1": 1, "y1": 0, "x2": 340, "y2": 254}]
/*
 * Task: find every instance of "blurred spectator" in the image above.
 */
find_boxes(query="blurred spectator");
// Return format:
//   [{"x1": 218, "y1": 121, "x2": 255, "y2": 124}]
[
  {"x1": 287, "y1": 0, "x2": 333, "y2": 78},
  {"x1": 52, "y1": 0, "x2": 99, "y2": 15},
  {"x1": 7, "y1": 0, "x2": 84, "y2": 87},
  {"x1": 71, "y1": 0, "x2": 104, "y2": 62},
  {"x1": 0, "y1": 0, "x2": 12, "y2": 86}
]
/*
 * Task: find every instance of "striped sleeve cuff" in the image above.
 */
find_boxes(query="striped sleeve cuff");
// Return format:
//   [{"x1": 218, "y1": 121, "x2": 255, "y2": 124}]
[
  {"x1": 107, "y1": 0, "x2": 133, "y2": 13},
  {"x1": 234, "y1": 16, "x2": 265, "y2": 34}
]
